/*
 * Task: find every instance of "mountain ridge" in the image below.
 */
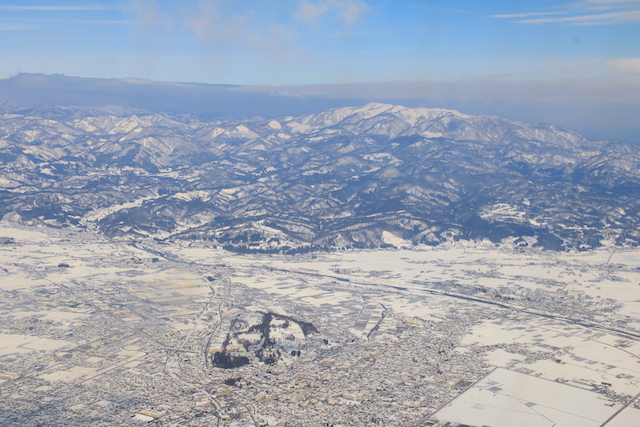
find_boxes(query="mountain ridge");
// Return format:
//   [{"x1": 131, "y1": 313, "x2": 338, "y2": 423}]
[{"x1": 0, "y1": 102, "x2": 638, "y2": 252}]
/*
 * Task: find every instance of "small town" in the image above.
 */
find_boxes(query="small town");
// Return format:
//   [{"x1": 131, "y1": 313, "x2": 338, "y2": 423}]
[{"x1": 1, "y1": 224, "x2": 639, "y2": 426}]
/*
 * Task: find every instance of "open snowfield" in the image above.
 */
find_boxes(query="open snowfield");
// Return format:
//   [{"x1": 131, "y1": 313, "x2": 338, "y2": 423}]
[
  {"x1": 1, "y1": 222, "x2": 639, "y2": 426},
  {"x1": 0, "y1": 333, "x2": 70, "y2": 356},
  {"x1": 432, "y1": 368, "x2": 624, "y2": 427}
]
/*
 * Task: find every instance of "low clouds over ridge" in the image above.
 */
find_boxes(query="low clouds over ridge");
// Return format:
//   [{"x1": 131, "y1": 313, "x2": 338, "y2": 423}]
[{"x1": 1, "y1": 73, "x2": 637, "y2": 144}]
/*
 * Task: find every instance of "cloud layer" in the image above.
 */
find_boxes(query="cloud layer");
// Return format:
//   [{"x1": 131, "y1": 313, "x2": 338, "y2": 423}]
[{"x1": 1, "y1": 73, "x2": 637, "y2": 143}]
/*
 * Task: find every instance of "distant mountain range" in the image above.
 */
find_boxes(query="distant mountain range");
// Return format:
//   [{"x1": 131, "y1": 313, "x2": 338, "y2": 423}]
[
  {"x1": 0, "y1": 73, "x2": 359, "y2": 120},
  {"x1": 1, "y1": 102, "x2": 638, "y2": 251},
  {"x1": 2, "y1": 73, "x2": 638, "y2": 143}
]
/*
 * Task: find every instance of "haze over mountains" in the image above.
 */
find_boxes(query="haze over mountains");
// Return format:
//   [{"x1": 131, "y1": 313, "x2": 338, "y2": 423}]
[
  {"x1": 1, "y1": 101, "x2": 638, "y2": 252},
  {"x1": 1, "y1": 73, "x2": 638, "y2": 143},
  {"x1": 0, "y1": 73, "x2": 354, "y2": 120}
]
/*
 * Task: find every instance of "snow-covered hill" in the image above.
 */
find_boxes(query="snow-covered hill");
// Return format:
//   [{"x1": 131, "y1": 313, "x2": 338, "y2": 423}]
[{"x1": 0, "y1": 103, "x2": 638, "y2": 251}]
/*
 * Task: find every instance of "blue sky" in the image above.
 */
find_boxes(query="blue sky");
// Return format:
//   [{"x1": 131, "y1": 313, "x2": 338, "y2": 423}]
[{"x1": 1, "y1": 0, "x2": 639, "y2": 85}]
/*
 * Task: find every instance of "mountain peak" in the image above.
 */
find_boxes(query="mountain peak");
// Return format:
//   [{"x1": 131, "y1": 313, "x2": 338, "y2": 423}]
[
  {"x1": 332, "y1": 102, "x2": 469, "y2": 120},
  {"x1": 0, "y1": 103, "x2": 636, "y2": 251},
  {"x1": 295, "y1": 102, "x2": 471, "y2": 130}
]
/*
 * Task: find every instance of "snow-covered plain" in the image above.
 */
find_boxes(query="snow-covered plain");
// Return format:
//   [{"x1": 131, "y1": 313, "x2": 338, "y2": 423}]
[
  {"x1": 432, "y1": 368, "x2": 621, "y2": 427},
  {"x1": 1, "y1": 222, "x2": 639, "y2": 426}
]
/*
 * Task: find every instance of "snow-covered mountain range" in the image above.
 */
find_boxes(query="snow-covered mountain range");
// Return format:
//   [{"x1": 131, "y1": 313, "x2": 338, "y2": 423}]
[{"x1": 1, "y1": 102, "x2": 638, "y2": 251}]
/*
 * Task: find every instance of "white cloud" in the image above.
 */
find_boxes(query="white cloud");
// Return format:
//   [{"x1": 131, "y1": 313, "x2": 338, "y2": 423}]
[
  {"x1": 519, "y1": 9, "x2": 640, "y2": 24},
  {"x1": 0, "y1": 5, "x2": 113, "y2": 11},
  {"x1": 182, "y1": 2, "x2": 302, "y2": 64},
  {"x1": 130, "y1": 0, "x2": 371, "y2": 63},
  {"x1": 129, "y1": 0, "x2": 168, "y2": 28},
  {"x1": 337, "y1": 0, "x2": 369, "y2": 24},
  {"x1": 295, "y1": 0, "x2": 369, "y2": 26},
  {"x1": 0, "y1": 23, "x2": 33, "y2": 30},
  {"x1": 296, "y1": 1, "x2": 331, "y2": 25},
  {"x1": 493, "y1": 0, "x2": 640, "y2": 25},
  {"x1": 582, "y1": 0, "x2": 640, "y2": 4},
  {"x1": 113, "y1": 0, "x2": 374, "y2": 68},
  {"x1": 186, "y1": 3, "x2": 247, "y2": 42},
  {"x1": 491, "y1": 12, "x2": 565, "y2": 19},
  {"x1": 606, "y1": 57, "x2": 640, "y2": 73},
  {"x1": 569, "y1": 0, "x2": 640, "y2": 8}
]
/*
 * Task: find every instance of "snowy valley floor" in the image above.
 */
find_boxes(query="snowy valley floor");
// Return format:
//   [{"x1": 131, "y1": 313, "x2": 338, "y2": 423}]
[{"x1": 0, "y1": 222, "x2": 639, "y2": 426}]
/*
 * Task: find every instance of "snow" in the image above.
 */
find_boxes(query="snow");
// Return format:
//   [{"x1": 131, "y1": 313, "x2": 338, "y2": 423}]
[
  {"x1": 363, "y1": 153, "x2": 403, "y2": 165},
  {"x1": 170, "y1": 190, "x2": 212, "y2": 202},
  {"x1": 286, "y1": 121, "x2": 312, "y2": 133},
  {"x1": 225, "y1": 124, "x2": 259, "y2": 139},
  {"x1": 381, "y1": 231, "x2": 410, "y2": 247},
  {"x1": 300, "y1": 103, "x2": 472, "y2": 132},
  {"x1": 0, "y1": 225, "x2": 50, "y2": 241},
  {"x1": 1, "y1": 220, "x2": 639, "y2": 424},
  {"x1": 248, "y1": 143, "x2": 266, "y2": 150},
  {"x1": 132, "y1": 414, "x2": 155, "y2": 422},
  {"x1": 479, "y1": 203, "x2": 528, "y2": 222},
  {"x1": 39, "y1": 366, "x2": 96, "y2": 383},
  {"x1": 219, "y1": 187, "x2": 242, "y2": 195},
  {"x1": 8, "y1": 310, "x2": 88, "y2": 323},
  {"x1": 432, "y1": 368, "x2": 620, "y2": 427},
  {"x1": 111, "y1": 117, "x2": 142, "y2": 134},
  {"x1": 0, "y1": 333, "x2": 71, "y2": 356},
  {"x1": 81, "y1": 196, "x2": 158, "y2": 223},
  {"x1": 209, "y1": 127, "x2": 225, "y2": 138},
  {"x1": 377, "y1": 167, "x2": 403, "y2": 178},
  {"x1": 352, "y1": 103, "x2": 395, "y2": 119},
  {"x1": 268, "y1": 120, "x2": 281, "y2": 129},
  {"x1": 604, "y1": 407, "x2": 640, "y2": 427},
  {"x1": 421, "y1": 130, "x2": 444, "y2": 138},
  {"x1": 71, "y1": 120, "x2": 98, "y2": 133}
]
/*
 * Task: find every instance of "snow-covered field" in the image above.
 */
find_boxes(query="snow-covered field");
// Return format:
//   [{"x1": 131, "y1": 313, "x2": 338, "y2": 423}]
[
  {"x1": 432, "y1": 368, "x2": 622, "y2": 427},
  {"x1": 1, "y1": 222, "x2": 639, "y2": 426}
]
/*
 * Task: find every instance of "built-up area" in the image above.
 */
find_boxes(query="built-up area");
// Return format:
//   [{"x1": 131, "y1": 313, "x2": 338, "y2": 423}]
[{"x1": 1, "y1": 223, "x2": 639, "y2": 426}]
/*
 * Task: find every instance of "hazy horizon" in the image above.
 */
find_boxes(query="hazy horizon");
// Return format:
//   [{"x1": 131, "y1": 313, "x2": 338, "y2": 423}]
[
  {"x1": 0, "y1": 1, "x2": 638, "y2": 142},
  {"x1": 1, "y1": 71, "x2": 639, "y2": 144}
]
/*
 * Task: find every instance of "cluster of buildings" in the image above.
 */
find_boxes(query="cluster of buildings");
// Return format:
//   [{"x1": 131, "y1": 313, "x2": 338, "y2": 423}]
[{"x1": 1, "y1": 226, "x2": 637, "y2": 426}]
